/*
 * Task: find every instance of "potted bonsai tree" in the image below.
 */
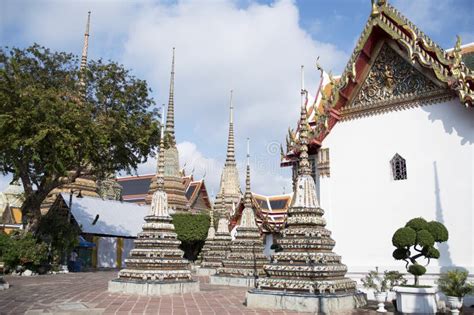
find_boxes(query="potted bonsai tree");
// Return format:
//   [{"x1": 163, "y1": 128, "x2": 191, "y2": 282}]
[
  {"x1": 438, "y1": 269, "x2": 473, "y2": 314},
  {"x1": 361, "y1": 267, "x2": 389, "y2": 312},
  {"x1": 391, "y1": 217, "x2": 449, "y2": 314}
]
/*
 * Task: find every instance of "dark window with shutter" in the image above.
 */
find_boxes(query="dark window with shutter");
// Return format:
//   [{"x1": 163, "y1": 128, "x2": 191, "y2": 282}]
[{"x1": 391, "y1": 153, "x2": 407, "y2": 180}]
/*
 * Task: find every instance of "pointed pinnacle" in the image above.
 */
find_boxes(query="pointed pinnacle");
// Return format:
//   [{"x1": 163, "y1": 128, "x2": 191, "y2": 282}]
[
  {"x1": 225, "y1": 90, "x2": 236, "y2": 164},
  {"x1": 298, "y1": 94, "x2": 311, "y2": 176},
  {"x1": 165, "y1": 47, "x2": 176, "y2": 146},
  {"x1": 80, "y1": 11, "x2": 91, "y2": 72},
  {"x1": 244, "y1": 138, "x2": 252, "y2": 208}
]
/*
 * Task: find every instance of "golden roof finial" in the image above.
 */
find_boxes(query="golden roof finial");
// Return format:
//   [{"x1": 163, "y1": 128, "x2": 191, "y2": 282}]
[{"x1": 371, "y1": 0, "x2": 381, "y2": 17}]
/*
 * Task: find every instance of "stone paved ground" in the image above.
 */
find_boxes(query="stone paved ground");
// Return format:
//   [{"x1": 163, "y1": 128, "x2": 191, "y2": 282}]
[{"x1": 0, "y1": 271, "x2": 408, "y2": 314}]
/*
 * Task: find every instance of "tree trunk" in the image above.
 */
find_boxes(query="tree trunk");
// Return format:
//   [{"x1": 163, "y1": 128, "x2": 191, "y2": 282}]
[
  {"x1": 22, "y1": 195, "x2": 44, "y2": 234},
  {"x1": 414, "y1": 275, "x2": 419, "y2": 286}
]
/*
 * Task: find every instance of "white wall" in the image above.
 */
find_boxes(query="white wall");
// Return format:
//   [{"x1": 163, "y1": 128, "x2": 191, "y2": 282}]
[
  {"x1": 121, "y1": 238, "x2": 135, "y2": 267},
  {"x1": 319, "y1": 100, "x2": 473, "y2": 279},
  {"x1": 97, "y1": 237, "x2": 118, "y2": 268}
]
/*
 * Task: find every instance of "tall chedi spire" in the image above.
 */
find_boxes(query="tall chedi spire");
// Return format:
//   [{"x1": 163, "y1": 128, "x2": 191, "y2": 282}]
[
  {"x1": 41, "y1": 11, "x2": 100, "y2": 215},
  {"x1": 146, "y1": 48, "x2": 188, "y2": 211},
  {"x1": 80, "y1": 12, "x2": 91, "y2": 72},
  {"x1": 226, "y1": 90, "x2": 236, "y2": 163},
  {"x1": 215, "y1": 90, "x2": 242, "y2": 218},
  {"x1": 247, "y1": 80, "x2": 362, "y2": 312},
  {"x1": 111, "y1": 108, "x2": 199, "y2": 295},
  {"x1": 211, "y1": 138, "x2": 268, "y2": 287},
  {"x1": 165, "y1": 47, "x2": 176, "y2": 146}
]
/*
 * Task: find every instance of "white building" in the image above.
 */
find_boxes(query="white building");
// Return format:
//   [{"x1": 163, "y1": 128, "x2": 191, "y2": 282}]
[{"x1": 282, "y1": 1, "x2": 473, "y2": 285}]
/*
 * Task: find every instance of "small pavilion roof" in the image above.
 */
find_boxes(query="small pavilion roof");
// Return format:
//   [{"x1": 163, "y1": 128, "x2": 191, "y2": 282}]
[
  {"x1": 230, "y1": 192, "x2": 292, "y2": 233},
  {"x1": 60, "y1": 193, "x2": 147, "y2": 238}
]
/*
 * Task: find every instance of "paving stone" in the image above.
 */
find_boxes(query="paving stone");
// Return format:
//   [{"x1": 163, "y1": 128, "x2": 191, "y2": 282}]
[{"x1": 4, "y1": 271, "x2": 455, "y2": 315}]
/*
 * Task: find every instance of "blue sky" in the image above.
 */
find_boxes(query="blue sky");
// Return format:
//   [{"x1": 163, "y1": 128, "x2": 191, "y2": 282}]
[{"x1": 1, "y1": 0, "x2": 473, "y2": 196}]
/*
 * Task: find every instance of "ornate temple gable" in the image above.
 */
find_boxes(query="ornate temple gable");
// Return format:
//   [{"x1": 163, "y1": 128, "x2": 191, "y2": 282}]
[
  {"x1": 342, "y1": 42, "x2": 453, "y2": 120},
  {"x1": 332, "y1": 1, "x2": 473, "y2": 115},
  {"x1": 281, "y1": 0, "x2": 473, "y2": 167}
]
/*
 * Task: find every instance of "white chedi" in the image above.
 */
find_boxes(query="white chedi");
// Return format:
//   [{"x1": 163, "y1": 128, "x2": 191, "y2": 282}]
[
  {"x1": 150, "y1": 189, "x2": 170, "y2": 217},
  {"x1": 240, "y1": 206, "x2": 257, "y2": 228},
  {"x1": 292, "y1": 174, "x2": 319, "y2": 208},
  {"x1": 216, "y1": 216, "x2": 230, "y2": 233}
]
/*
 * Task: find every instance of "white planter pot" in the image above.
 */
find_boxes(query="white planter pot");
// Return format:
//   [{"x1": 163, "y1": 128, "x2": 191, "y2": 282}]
[
  {"x1": 394, "y1": 286, "x2": 437, "y2": 314},
  {"x1": 374, "y1": 291, "x2": 387, "y2": 313},
  {"x1": 446, "y1": 296, "x2": 463, "y2": 314}
]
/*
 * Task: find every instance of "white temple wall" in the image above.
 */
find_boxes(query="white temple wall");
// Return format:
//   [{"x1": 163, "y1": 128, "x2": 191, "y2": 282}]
[
  {"x1": 319, "y1": 99, "x2": 473, "y2": 280},
  {"x1": 121, "y1": 238, "x2": 135, "y2": 268},
  {"x1": 97, "y1": 237, "x2": 118, "y2": 268}
]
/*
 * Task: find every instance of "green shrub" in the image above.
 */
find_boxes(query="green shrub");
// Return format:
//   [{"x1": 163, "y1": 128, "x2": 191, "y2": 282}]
[
  {"x1": 426, "y1": 221, "x2": 448, "y2": 242},
  {"x1": 384, "y1": 270, "x2": 407, "y2": 289},
  {"x1": 392, "y1": 227, "x2": 416, "y2": 248},
  {"x1": 391, "y1": 217, "x2": 448, "y2": 285},
  {"x1": 416, "y1": 230, "x2": 434, "y2": 247},
  {"x1": 2, "y1": 232, "x2": 48, "y2": 271},
  {"x1": 172, "y1": 213, "x2": 210, "y2": 261},
  {"x1": 408, "y1": 264, "x2": 426, "y2": 276},
  {"x1": 422, "y1": 246, "x2": 440, "y2": 259},
  {"x1": 0, "y1": 233, "x2": 12, "y2": 260},
  {"x1": 438, "y1": 269, "x2": 474, "y2": 297},
  {"x1": 405, "y1": 217, "x2": 428, "y2": 231},
  {"x1": 37, "y1": 208, "x2": 79, "y2": 263},
  {"x1": 392, "y1": 248, "x2": 409, "y2": 260}
]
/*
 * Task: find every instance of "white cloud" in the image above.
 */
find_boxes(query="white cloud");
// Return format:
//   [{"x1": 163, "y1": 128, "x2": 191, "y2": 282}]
[
  {"x1": 1, "y1": 0, "x2": 346, "y2": 195},
  {"x1": 134, "y1": 140, "x2": 291, "y2": 196},
  {"x1": 118, "y1": 0, "x2": 345, "y2": 194}
]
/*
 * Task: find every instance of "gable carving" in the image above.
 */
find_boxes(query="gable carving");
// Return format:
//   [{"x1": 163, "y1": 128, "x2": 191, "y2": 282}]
[{"x1": 342, "y1": 43, "x2": 453, "y2": 120}]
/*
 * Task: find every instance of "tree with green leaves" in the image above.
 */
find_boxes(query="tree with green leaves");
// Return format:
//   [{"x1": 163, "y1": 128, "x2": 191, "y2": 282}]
[
  {"x1": 392, "y1": 217, "x2": 449, "y2": 285},
  {"x1": 0, "y1": 44, "x2": 160, "y2": 233},
  {"x1": 172, "y1": 213, "x2": 210, "y2": 261}
]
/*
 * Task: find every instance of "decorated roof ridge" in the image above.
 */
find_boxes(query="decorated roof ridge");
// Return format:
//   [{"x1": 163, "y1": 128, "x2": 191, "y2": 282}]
[
  {"x1": 446, "y1": 42, "x2": 474, "y2": 52},
  {"x1": 225, "y1": 90, "x2": 236, "y2": 164},
  {"x1": 185, "y1": 180, "x2": 209, "y2": 207},
  {"x1": 165, "y1": 47, "x2": 177, "y2": 146},
  {"x1": 333, "y1": 0, "x2": 473, "y2": 108}
]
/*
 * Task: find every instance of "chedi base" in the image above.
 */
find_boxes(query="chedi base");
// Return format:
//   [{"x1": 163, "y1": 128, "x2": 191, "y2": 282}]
[
  {"x1": 245, "y1": 289, "x2": 367, "y2": 313},
  {"x1": 108, "y1": 279, "x2": 199, "y2": 296},
  {"x1": 210, "y1": 275, "x2": 257, "y2": 287}
]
